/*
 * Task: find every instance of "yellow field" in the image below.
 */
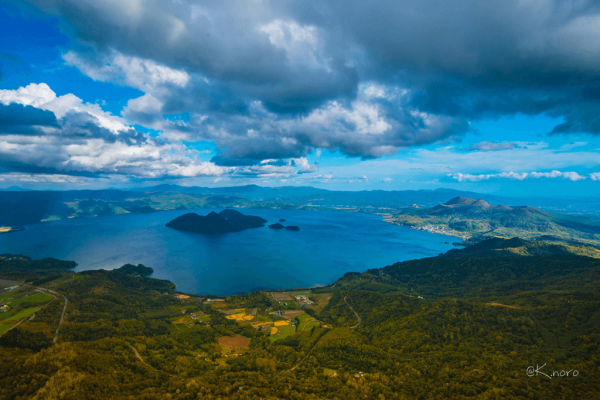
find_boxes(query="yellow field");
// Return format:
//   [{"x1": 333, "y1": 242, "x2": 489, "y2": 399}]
[
  {"x1": 274, "y1": 321, "x2": 289, "y2": 327},
  {"x1": 225, "y1": 312, "x2": 254, "y2": 322},
  {"x1": 225, "y1": 312, "x2": 245, "y2": 320},
  {"x1": 251, "y1": 321, "x2": 272, "y2": 327},
  {"x1": 270, "y1": 327, "x2": 278, "y2": 335}
]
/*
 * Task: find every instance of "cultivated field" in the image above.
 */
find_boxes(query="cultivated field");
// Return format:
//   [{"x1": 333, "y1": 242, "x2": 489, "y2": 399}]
[{"x1": 218, "y1": 335, "x2": 250, "y2": 349}]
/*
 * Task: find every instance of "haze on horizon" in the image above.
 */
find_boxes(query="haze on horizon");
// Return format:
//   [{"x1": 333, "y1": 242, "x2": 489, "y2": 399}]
[{"x1": 0, "y1": 0, "x2": 599, "y2": 198}]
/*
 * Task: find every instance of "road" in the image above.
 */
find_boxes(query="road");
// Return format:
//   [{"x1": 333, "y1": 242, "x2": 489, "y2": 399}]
[
  {"x1": 289, "y1": 328, "x2": 330, "y2": 371},
  {"x1": 126, "y1": 343, "x2": 156, "y2": 370},
  {"x1": 0, "y1": 285, "x2": 68, "y2": 342},
  {"x1": 35, "y1": 287, "x2": 68, "y2": 344},
  {"x1": 344, "y1": 296, "x2": 361, "y2": 329}
]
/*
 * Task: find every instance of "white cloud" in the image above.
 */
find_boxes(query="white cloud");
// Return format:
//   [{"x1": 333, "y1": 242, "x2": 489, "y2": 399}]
[
  {"x1": 590, "y1": 172, "x2": 600, "y2": 181},
  {"x1": 468, "y1": 141, "x2": 517, "y2": 151},
  {"x1": 259, "y1": 20, "x2": 324, "y2": 69},
  {"x1": 302, "y1": 101, "x2": 391, "y2": 136},
  {"x1": 64, "y1": 51, "x2": 190, "y2": 92},
  {"x1": 448, "y1": 170, "x2": 587, "y2": 182},
  {"x1": 123, "y1": 94, "x2": 163, "y2": 115},
  {"x1": 0, "y1": 83, "x2": 224, "y2": 179},
  {"x1": 361, "y1": 83, "x2": 388, "y2": 99},
  {"x1": 0, "y1": 83, "x2": 128, "y2": 133},
  {"x1": 559, "y1": 142, "x2": 588, "y2": 150},
  {"x1": 0, "y1": 172, "x2": 103, "y2": 184}
]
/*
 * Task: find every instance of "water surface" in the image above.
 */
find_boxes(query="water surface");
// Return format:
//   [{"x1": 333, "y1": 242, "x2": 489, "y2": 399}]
[{"x1": 0, "y1": 209, "x2": 457, "y2": 295}]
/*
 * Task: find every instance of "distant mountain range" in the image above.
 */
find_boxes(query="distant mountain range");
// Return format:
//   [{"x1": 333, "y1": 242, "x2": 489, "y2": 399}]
[
  {"x1": 130, "y1": 184, "x2": 599, "y2": 212},
  {"x1": 0, "y1": 185, "x2": 598, "y2": 241},
  {"x1": 387, "y1": 196, "x2": 600, "y2": 247}
]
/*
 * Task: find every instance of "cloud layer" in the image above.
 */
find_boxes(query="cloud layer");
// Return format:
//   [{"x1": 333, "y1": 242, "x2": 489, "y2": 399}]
[
  {"x1": 16, "y1": 0, "x2": 600, "y2": 165},
  {"x1": 0, "y1": 83, "x2": 223, "y2": 178},
  {"x1": 4, "y1": 0, "x2": 600, "y2": 187},
  {"x1": 449, "y1": 171, "x2": 590, "y2": 182}
]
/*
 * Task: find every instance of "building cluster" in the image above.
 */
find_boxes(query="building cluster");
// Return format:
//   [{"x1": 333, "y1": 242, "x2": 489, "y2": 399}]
[
  {"x1": 294, "y1": 294, "x2": 313, "y2": 306},
  {"x1": 418, "y1": 225, "x2": 449, "y2": 234},
  {"x1": 1, "y1": 285, "x2": 19, "y2": 292}
]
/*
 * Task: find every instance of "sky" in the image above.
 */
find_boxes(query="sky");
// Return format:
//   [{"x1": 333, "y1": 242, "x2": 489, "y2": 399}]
[{"x1": 0, "y1": 0, "x2": 599, "y2": 197}]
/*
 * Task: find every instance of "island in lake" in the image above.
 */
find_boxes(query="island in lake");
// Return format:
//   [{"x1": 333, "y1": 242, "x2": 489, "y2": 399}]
[
  {"x1": 165, "y1": 209, "x2": 267, "y2": 234},
  {"x1": 268, "y1": 223, "x2": 284, "y2": 229},
  {"x1": 0, "y1": 226, "x2": 25, "y2": 234},
  {"x1": 285, "y1": 225, "x2": 300, "y2": 231}
]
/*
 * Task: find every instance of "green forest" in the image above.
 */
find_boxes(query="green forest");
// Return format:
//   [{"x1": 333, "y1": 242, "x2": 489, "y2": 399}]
[{"x1": 1, "y1": 238, "x2": 599, "y2": 399}]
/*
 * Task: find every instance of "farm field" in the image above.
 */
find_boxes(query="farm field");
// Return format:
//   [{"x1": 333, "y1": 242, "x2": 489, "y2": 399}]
[
  {"x1": 5, "y1": 306, "x2": 41, "y2": 322},
  {"x1": 304, "y1": 321, "x2": 320, "y2": 331},
  {"x1": 0, "y1": 310, "x2": 15, "y2": 321},
  {"x1": 296, "y1": 313, "x2": 312, "y2": 330},
  {"x1": 0, "y1": 291, "x2": 22, "y2": 302},
  {"x1": 0, "y1": 323, "x2": 12, "y2": 335},
  {"x1": 8, "y1": 293, "x2": 52, "y2": 305},
  {"x1": 269, "y1": 324, "x2": 295, "y2": 342}
]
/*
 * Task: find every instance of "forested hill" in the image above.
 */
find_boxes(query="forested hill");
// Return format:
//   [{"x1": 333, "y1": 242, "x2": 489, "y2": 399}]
[
  {"x1": 1, "y1": 241, "x2": 600, "y2": 399},
  {"x1": 441, "y1": 236, "x2": 600, "y2": 259},
  {"x1": 329, "y1": 238, "x2": 600, "y2": 299},
  {"x1": 386, "y1": 196, "x2": 600, "y2": 247}
]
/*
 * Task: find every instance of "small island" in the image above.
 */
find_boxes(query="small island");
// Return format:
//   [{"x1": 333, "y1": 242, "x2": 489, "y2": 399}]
[
  {"x1": 285, "y1": 226, "x2": 300, "y2": 231},
  {"x1": 0, "y1": 226, "x2": 25, "y2": 234},
  {"x1": 165, "y1": 209, "x2": 267, "y2": 234},
  {"x1": 279, "y1": 219, "x2": 286, "y2": 222},
  {"x1": 268, "y1": 223, "x2": 285, "y2": 229}
]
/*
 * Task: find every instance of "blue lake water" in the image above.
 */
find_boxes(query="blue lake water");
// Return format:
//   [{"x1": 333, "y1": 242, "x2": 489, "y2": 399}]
[{"x1": 0, "y1": 209, "x2": 457, "y2": 295}]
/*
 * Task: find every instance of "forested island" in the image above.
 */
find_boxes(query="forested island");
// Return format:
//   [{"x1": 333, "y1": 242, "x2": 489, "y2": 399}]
[
  {"x1": 166, "y1": 209, "x2": 267, "y2": 234},
  {"x1": 1, "y1": 238, "x2": 599, "y2": 399}
]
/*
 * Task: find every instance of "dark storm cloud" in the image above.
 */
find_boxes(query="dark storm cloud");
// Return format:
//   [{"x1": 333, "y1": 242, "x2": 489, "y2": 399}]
[
  {"x1": 59, "y1": 111, "x2": 151, "y2": 145},
  {"x1": 0, "y1": 103, "x2": 58, "y2": 134},
  {"x1": 0, "y1": 104, "x2": 150, "y2": 146},
  {"x1": 17, "y1": 0, "x2": 600, "y2": 163}
]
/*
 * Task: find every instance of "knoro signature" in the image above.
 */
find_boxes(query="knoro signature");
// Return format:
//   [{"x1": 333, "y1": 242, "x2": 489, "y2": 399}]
[{"x1": 526, "y1": 363, "x2": 579, "y2": 379}]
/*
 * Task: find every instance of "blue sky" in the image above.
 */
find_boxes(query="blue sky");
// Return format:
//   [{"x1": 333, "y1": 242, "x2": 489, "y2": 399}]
[{"x1": 0, "y1": 1, "x2": 599, "y2": 197}]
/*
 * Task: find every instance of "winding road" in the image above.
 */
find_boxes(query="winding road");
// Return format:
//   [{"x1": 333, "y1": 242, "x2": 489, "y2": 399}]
[
  {"x1": 35, "y1": 287, "x2": 68, "y2": 344},
  {"x1": 344, "y1": 296, "x2": 361, "y2": 329},
  {"x1": 0, "y1": 285, "x2": 69, "y2": 342}
]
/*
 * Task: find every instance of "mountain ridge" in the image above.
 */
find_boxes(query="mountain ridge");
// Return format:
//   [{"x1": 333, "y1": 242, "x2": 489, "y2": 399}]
[{"x1": 387, "y1": 196, "x2": 600, "y2": 247}]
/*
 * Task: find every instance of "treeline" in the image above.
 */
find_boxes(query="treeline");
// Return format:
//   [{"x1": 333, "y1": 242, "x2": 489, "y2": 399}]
[{"x1": 0, "y1": 254, "x2": 77, "y2": 282}]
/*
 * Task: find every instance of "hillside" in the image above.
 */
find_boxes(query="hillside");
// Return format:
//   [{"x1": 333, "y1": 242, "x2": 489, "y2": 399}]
[
  {"x1": 386, "y1": 196, "x2": 600, "y2": 247},
  {"x1": 441, "y1": 237, "x2": 600, "y2": 259},
  {"x1": 1, "y1": 240, "x2": 600, "y2": 399}
]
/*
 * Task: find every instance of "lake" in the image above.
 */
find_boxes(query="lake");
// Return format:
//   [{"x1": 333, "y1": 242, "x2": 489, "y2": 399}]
[{"x1": 0, "y1": 208, "x2": 457, "y2": 295}]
